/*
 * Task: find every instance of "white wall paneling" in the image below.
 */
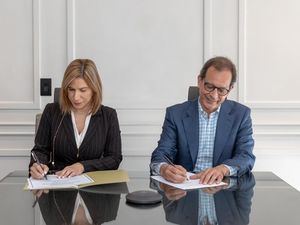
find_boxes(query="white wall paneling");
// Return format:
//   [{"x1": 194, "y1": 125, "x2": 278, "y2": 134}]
[
  {"x1": 236, "y1": 0, "x2": 300, "y2": 174},
  {"x1": 68, "y1": 0, "x2": 203, "y2": 109},
  {"x1": 238, "y1": 0, "x2": 300, "y2": 109},
  {"x1": 0, "y1": 0, "x2": 41, "y2": 109},
  {"x1": 67, "y1": 0, "x2": 75, "y2": 62},
  {"x1": 203, "y1": 0, "x2": 213, "y2": 60},
  {"x1": 62, "y1": 0, "x2": 205, "y2": 174},
  {"x1": 1, "y1": 0, "x2": 300, "y2": 185}
]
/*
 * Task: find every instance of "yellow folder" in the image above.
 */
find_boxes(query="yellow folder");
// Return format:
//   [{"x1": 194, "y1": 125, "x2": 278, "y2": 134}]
[
  {"x1": 79, "y1": 170, "x2": 129, "y2": 188},
  {"x1": 24, "y1": 169, "x2": 129, "y2": 190}
]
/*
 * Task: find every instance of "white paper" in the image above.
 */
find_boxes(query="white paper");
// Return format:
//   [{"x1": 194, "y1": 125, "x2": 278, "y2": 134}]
[
  {"x1": 151, "y1": 172, "x2": 227, "y2": 190},
  {"x1": 27, "y1": 174, "x2": 94, "y2": 190}
]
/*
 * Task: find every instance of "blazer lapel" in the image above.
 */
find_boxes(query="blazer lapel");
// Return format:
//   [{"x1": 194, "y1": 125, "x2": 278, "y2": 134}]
[
  {"x1": 213, "y1": 101, "x2": 234, "y2": 165},
  {"x1": 80, "y1": 111, "x2": 101, "y2": 150},
  {"x1": 182, "y1": 99, "x2": 199, "y2": 166},
  {"x1": 61, "y1": 114, "x2": 77, "y2": 149}
]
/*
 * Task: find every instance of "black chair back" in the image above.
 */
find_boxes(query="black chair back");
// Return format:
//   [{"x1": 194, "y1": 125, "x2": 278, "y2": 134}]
[
  {"x1": 54, "y1": 88, "x2": 60, "y2": 103},
  {"x1": 35, "y1": 88, "x2": 61, "y2": 133},
  {"x1": 188, "y1": 86, "x2": 199, "y2": 101}
]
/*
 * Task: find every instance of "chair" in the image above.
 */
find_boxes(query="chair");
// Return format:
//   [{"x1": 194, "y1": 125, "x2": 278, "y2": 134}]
[
  {"x1": 188, "y1": 86, "x2": 199, "y2": 101},
  {"x1": 35, "y1": 88, "x2": 61, "y2": 133}
]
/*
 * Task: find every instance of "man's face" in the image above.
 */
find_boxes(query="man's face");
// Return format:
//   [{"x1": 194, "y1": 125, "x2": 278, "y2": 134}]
[{"x1": 198, "y1": 66, "x2": 233, "y2": 114}]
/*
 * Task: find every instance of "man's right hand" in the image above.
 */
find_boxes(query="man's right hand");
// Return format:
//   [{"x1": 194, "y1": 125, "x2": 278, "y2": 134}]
[
  {"x1": 159, "y1": 183, "x2": 186, "y2": 201},
  {"x1": 160, "y1": 164, "x2": 187, "y2": 183}
]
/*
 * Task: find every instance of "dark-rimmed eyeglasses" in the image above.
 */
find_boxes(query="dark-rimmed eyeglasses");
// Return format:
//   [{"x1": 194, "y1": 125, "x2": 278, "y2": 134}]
[{"x1": 203, "y1": 81, "x2": 230, "y2": 96}]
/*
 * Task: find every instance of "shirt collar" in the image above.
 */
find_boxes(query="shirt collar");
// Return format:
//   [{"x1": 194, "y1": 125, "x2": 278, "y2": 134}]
[{"x1": 198, "y1": 97, "x2": 221, "y2": 118}]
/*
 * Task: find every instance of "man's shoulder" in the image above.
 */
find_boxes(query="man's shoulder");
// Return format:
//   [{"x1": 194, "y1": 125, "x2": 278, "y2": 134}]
[
  {"x1": 167, "y1": 99, "x2": 197, "y2": 113},
  {"x1": 223, "y1": 100, "x2": 251, "y2": 113}
]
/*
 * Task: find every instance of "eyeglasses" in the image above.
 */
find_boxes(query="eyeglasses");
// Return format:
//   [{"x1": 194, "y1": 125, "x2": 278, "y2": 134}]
[{"x1": 203, "y1": 81, "x2": 230, "y2": 96}]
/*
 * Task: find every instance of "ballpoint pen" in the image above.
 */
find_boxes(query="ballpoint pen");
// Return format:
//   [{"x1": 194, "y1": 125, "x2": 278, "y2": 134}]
[
  {"x1": 32, "y1": 196, "x2": 38, "y2": 208},
  {"x1": 163, "y1": 155, "x2": 189, "y2": 181},
  {"x1": 31, "y1": 151, "x2": 48, "y2": 180}
]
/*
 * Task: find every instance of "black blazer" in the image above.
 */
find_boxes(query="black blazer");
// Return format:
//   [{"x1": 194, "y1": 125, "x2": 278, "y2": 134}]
[{"x1": 30, "y1": 103, "x2": 122, "y2": 172}]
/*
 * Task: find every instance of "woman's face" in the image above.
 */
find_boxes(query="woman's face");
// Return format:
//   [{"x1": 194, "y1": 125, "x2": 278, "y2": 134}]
[{"x1": 67, "y1": 77, "x2": 93, "y2": 113}]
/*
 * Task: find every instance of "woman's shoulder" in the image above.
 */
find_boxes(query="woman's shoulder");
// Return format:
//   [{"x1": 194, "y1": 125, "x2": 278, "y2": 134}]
[
  {"x1": 44, "y1": 102, "x2": 60, "y2": 112},
  {"x1": 100, "y1": 105, "x2": 116, "y2": 112},
  {"x1": 95, "y1": 105, "x2": 118, "y2": 118},
  {"x1": 42, "y1": 103, "x2": 62, "y2": 118}
]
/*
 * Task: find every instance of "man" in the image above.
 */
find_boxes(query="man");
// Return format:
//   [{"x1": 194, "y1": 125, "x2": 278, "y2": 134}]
[
  {"x1": 161, "y1": 173, "x2": 255, "y2": 225},
  {"x1": 150, "y1": 56, "x2": 255, "y2": 184}
]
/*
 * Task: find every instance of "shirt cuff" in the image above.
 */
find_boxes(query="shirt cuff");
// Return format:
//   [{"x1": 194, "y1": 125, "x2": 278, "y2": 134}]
[
  {"x1": 150, "y1": 162, "x2": 168, "y2": 175},
  {"x1": 223, "y1": 164, "x2": 238, "y2": 176},
  {"x1": 227, "y1": 177, "x2": 238, "y2": 189}
]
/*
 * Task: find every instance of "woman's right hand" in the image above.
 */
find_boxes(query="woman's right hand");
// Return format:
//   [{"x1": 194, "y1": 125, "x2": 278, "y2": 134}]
[{"x1": 30, "y1": 163, "x2": 49, "y2": 179}]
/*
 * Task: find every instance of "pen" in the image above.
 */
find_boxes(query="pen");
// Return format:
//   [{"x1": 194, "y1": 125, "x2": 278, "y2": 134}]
[
  {"x1": 163, "y1": 155, "x2": 189, "y2": 181},
  {"x1": 32, "y1": 197, "x2": 38, "y2": 208},
  {"x1": 31, "y1": 151, "x2": 48, "y2": 180}
]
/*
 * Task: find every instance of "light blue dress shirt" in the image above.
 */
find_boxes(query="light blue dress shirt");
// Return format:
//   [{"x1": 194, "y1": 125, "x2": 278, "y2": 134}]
[{"x1": 194, "y1": 100, "x2": 237, "y2": 176}]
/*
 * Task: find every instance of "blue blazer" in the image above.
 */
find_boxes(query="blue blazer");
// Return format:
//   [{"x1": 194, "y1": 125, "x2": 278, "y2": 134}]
[{"x1": 151, "y1": 99, "x2": 255, "y2": 176}]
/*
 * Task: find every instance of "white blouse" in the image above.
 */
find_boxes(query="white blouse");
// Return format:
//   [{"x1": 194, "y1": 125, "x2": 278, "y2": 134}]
[
  {"x1": 71, "y1": 193, "x2": 93, "y2": 224},
  {"x1": 71, "y1": 111, "x2": 91, "y2": 148}
]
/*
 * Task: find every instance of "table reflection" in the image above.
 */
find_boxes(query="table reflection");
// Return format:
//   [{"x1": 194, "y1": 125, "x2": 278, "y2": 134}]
[
  {"x1": 160, "y1": 173, "x2": 255, "y2": 225},
  {"x1": 34, "y1": 185, "x2": 123, "y2": 225}
]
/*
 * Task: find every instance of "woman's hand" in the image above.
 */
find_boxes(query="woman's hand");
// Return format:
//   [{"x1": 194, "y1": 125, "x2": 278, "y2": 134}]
[
  {"x1": 31, "y1": 189, "x2": 49, "y2": 207},
  {"x1": 56, "y1": 163, "x2": 84, "y2": 178},
  {"x1": 30, "y1": 163, "x2": 49, "y2": 179}
]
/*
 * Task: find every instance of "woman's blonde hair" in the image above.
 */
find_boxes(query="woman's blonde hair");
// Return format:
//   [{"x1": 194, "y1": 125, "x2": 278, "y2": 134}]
[{"x1": 60, "y1": 59, "x2": 102, "y2": 114}]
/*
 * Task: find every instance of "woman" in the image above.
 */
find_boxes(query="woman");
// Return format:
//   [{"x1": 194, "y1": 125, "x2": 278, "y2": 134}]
[{"x1": 29, "y1": 59, "x2": 122, "y2": 179}]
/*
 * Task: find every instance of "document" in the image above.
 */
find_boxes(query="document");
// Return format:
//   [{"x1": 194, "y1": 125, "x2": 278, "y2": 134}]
[
  {"x1": 27, "y1": 174, "x2": 94, "y2": 190},
  {"x1": 151, "y1": 172, "x2": 227, "y2": 190},
  {"x1": 25, "y1": 169, "x2": 130, "y2": 190}
]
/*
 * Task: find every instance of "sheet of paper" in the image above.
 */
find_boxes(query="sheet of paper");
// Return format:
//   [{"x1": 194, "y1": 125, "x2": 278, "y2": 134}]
[
  {"x1": 151, "y1": 172, "x2": 227, "y2": 190},
  {"x1": 27, "y1": 174, "x2": 94, "y2": 190}
]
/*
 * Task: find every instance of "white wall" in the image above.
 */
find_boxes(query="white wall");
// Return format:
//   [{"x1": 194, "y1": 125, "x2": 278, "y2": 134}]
[{"x1": 0, "y1": 0, "x2": 300, "y2": 183}]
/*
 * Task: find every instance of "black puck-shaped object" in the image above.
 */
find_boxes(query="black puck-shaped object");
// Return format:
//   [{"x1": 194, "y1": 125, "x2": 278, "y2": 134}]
[{"x1": 126, "y1": 190, "x2": 162, "y2": 205}]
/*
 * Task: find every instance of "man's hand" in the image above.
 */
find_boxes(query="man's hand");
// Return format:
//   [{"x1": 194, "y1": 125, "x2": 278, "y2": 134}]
[
  {"x1": 159, "y1": 183, "x2": 186, "y2": 201},
  {"x1": 160, "y1": 164, "x2": 188, "y2": 183},
  {"x1": 202, "y1": 184, "x2": 227, "y2": 194},
  {"x1": 56, "y1": 162, "x2": 84, "y2": 178},
  {"x1": 190, "y1": 164, "x2": 229, "y2": 184}
]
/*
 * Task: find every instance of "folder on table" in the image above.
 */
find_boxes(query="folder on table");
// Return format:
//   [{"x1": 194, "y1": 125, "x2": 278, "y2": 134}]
[{"x1": 24, "y1": 169, "x2": 129, "y2": 190}]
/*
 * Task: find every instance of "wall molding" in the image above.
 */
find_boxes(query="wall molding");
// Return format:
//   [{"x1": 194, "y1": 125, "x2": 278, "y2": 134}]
[
  {"x1": 1, "y1": 122, "x2": 300, "y2": 135},
  {"x1": 65, "y1": 0, "x2": 204, "y2": 110},
  {"x1": 203, "y1": 0, "x2": 213, "y2": 61},
  {"x1": 0, "y1": 149, "x2": 29, "y2": 157},
  {"x1": 67, "y1": 0, "x2": 75, "y2": 63},
  {"x1": 0, "y1": 0, "x2": 41, "y2": 110},
  {"x1": 1, "y1": 147, "x2": 300, "y2": 158},
  {"x1": 238, "y1": 0, "x2": 300, "y2": 109}
]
